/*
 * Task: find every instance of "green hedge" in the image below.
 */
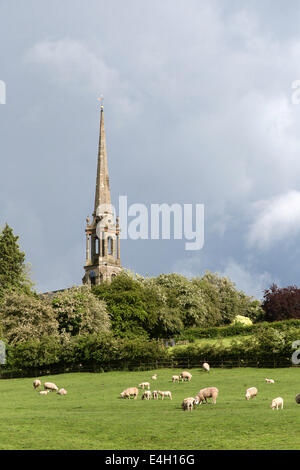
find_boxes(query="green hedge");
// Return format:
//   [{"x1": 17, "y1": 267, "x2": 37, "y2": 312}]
[
  {"x1": 175, "y1": 319, "x2": 300, "y2": 341},
  {"x1": 3, "y1": 334, "x2": 169, "y2": 374},
  {"x1": 1, "y1": 325, "x2": 299, "y2": 377}
]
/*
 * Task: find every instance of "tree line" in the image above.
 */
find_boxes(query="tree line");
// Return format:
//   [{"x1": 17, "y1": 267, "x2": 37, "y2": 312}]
[{"x1": 0, "y1": 223, "x2": 300, "y2": 348}]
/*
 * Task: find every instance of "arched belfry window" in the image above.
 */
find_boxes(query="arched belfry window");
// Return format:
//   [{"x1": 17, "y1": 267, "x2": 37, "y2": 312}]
[
  {"x1": 108, "y1": 237, "x2": 113, "y2": 255},
  {"x1": 90, "y1": 271, "x2": 96, "y2": 286}
]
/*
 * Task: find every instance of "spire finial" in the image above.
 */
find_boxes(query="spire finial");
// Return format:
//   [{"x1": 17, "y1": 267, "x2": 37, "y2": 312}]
[{"x1": 97, "y1": 95, "x2": 104, "y2": 110}]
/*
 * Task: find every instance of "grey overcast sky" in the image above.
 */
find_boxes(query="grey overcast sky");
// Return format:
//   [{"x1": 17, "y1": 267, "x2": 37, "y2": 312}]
[{"x1": 1, "y1": 0, "x2": 300, "y2": 299}]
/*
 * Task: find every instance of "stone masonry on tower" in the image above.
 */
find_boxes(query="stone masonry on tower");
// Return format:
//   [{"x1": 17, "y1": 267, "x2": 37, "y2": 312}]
[{"x1": 82, "y1": 103, "x2": 122, "y2": 285}]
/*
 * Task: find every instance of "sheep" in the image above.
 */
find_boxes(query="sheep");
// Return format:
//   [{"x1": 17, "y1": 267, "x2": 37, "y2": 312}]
[
  {"x1": 141, "y1": 390, "x2": 152, "y2": 400},
  {"x1": 33, "y1": 379, "x2": 41, "y2": 390},
  {"x1": 120, "y1": 387, "x2": 139, "y2": 399},
  {"x1": 295, "y1": 393, "x2": 300, "y2": 404},
  {"x1": 265, "y1": 378, "x2": 275, "y2": 384},
  {"x1": 202, "y1": 362, "x2": 210, "y2": 372},
  {"x1": 245, "y1": 387, "x2": 258, "y2": 400},
  {"x1": 152, "y1": 390, "x2": 159, "y2": 400},
  {"x1": 57, "y1": 388, "x2": 67, "y2": 395},
  {"x1": 195, "y1": 387, "x2": 219, "y2": 405},
  {"x1": 182, "y1": 397, "x2": 196, "y2": 411},
  {"x1": 172, "y1": 375, "x2": 180, "y2": 383},
  {"x1": 271, "y1": 397, "x2": 284, "y2": 410},
  {"x1": 138, "y1": 382, "x2": 150, "y2": 390},
  {"x1": 180, "y1": 371, "x2": 192, "y2": 382},
  {"x1": 151, "y1": 374, "x2": 157, "y2": 380},
  {"x1": 39, "y1": 390, "x2": 49, "y2": 395},
  {"x1": 44, "y1": 382, "x2": 58, "y2": 392},
  {"x1": 158, "y1": 390, "x2": 172, "y2": 400}
]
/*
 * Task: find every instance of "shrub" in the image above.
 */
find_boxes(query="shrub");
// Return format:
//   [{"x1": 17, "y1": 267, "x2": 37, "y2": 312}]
[{"x1": 0, "y1": 291, "x2": 59, "y2": 344}]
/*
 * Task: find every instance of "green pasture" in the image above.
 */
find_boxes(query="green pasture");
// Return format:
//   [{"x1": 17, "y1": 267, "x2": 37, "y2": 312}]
[{"x1": 0, "y1": 367, "x2": 300, "y2": 450}]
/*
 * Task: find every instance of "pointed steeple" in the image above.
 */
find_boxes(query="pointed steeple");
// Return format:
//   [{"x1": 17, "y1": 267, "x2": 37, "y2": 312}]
[
  {"x1": 83, "y1": 101, "x2": 122, "y2": 286},
  {"x1": 93, "y1": 103, "x2": 113, "y2": 219}
]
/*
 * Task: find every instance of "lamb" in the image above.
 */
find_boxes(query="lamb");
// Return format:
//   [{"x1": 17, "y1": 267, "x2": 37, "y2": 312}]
[
  {"x1": 180, "y1": 371, "x2": 192, "y2": 382},
  {"x1": 295, "y1": 393, "x2": 300, "y2": 404},
  {"x1": 120, "y1": 387, "x2": 139, "y2": 399},
  {"x1": 245, "y1": 387, "x2": 258, "y2": 400},
  {"x1": 39, "y1": 390, "x2": 49, "y2": 395},
  {"x1": 265, "y1": 378, "x2": 275, "y2": 384},
  {"x1": 57, "y1": 388, "x2": 67, "y2": 395},
  {"x1": 138, "y1": 382, "x2": 150, "y2": 390},
  {"x1": 271, "y1": 397, "x2": 284, "y2": 410},
  {"x1": 33, "y1": 379, "x2": 41, "y2": 389},
  {"x1": 151, "y1": 374, "x2": 157, "y2": 380},
  {"x1": 172, "y1": 375, "x2": 180, "y2": 383},
  {"x1": 142, "y1": 390, "x2": 152, "y2": 400},
  {"x1": 195, "y1": 387, "x2": 219, "y2": 405},
  {"x1": 152, "y1": 390, "x2": 159, "y2": 400},
  {"x1": 44, "y1": 382, "x2": 58, "y2": 392},
  {"x1": 202, "y1": 362, "x2": 210, "y2": 372},
  {"x1": 182, "y1": 397, "x2": 196, "y2": 411},
  {"x1": 158, "y1": 390, "x2": 172, "y2": 400}
]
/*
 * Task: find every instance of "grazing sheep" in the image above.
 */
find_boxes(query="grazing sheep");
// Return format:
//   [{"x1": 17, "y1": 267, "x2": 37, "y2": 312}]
[
  {"x1": 245, "y1": 387, "x2": 258, "y2": 400},
  {"x1": 120, "y1": 387, "x2": 139, "y2": 399},
  {"x1": 180, "y1": 371, "x2": 192, "y2": 382},
  {"x1": 139, "y1": 382, "x2": 150, "y2": 390},
  {"x1": 172, "y1": 375, "x2": 180, "y2": 383},
  {"x1": 142, "y1": 390, "x2": 152, "y2": 400},
  {"x1": 152, "y1": 390, "x2": 159, "y2": 400},
  {"x1": 295, "y1": 393, "x2": 300, "y2": 404},
  {"x1": 158, "y1": 390, "x2": 172, "y2": 400},
  {"x1": 202, "y1": 363, "x2": 210, "y2": 372},
  {"x1": 44, "y1": 382, "x2": 58, "y2": 392},
  {"x1": 39, "y1": 390, "x2": 49, "y2": 395},
  {"x1": 271, "y1": 397, "x2": 284, "y2": 410},
  {"x1": 57, "y1": 388, "x2": 67, "y2": 395},
  {"x1": 33, "y1": 379, "x2": 41, "y2": 390},
  {"x1": 182, "y1": 397, "x2": 196, "y2": 411},
  {"x1": 151, "y1": 374, "x2": 157, "y2": 380},
  {"x1": 195, "y1": 387, "x2": 219, "y2": 405},
  {"x1": 265, "y1": 378, "x2": 275, "y2": 384}
]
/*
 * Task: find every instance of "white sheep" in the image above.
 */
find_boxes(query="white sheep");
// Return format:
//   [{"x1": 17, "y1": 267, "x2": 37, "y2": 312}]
[
  {"x1": 158, "y1": 390, "x2": 172, "y2": 400},
  {"x1": 271, "y1": 397, "x2": 283, "y2": 410},
  {"x1": 265, "y1": 378, "x2": 275, "y2": 384},
  {"x1": 57, "y1": 388, "x2": 67, "y2": 395},
  {"x1": 33, "y1": 379, "x2": 41, "y2": 390},
  {"x1": 172, "y1": 375, "x2": 180, "y2": 383},
  {"x1": 182, "y1": 397, "x2": 196, "y2": 411},
  {"x1": 180, "y1": 371, "x2": 192, "y2": 382},
  {"x1": 151, "y1": 374, "x2": 157, "y2": 380},
  {"x1": 152, "y1": 390, "x2": 159, "y2": 400},
  {"x1": 39, "y1": 390, "x2": 49, "y2": 395},
  {"x1": 245, "y1": 387, "x2": 258, "y2": 400},
  {"x1": 202, "y1": 362, "x2": 210, "y2": 372},
  {"x1": 120, "y1": 387, "x2": 139, "y2": 399},
  {"x1": 138, "y1": 382, "x2": 150, "y2": 390},
  {"x1": 142, "y1": 390, "x2": 152, "y2": 400},
  {"x1": 44, "y1": 382, "x2": 59, "y2": 392},
  {"x1": 195, "y1": 387, "x2": 219, "y2": 405}
]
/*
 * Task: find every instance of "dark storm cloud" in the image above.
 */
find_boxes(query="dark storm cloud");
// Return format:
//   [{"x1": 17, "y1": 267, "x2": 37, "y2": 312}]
[{"x1": 1, "y1": 0, "x2": 300, "y2": 298}]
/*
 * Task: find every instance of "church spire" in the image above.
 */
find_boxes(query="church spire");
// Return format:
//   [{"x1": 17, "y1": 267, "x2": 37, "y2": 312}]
[
  {"x1": 83, "y1": 100, "x2": 122, "y2": 286},
  {"x1": 93, "y1": 101, "x2": 112, "y2": 219}
]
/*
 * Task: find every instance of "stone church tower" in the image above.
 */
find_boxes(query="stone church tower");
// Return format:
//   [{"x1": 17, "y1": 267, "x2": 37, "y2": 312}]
[{"x1": 82, "y1": 103, "x2": 122, "y2": 285}]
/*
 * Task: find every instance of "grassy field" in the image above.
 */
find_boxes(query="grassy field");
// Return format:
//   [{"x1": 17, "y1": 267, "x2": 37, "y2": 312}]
[
  {"x1": 1, "y1": 367, "x2": 300, "y2": 450},
  {"x1": 172, "y1": 335, "x2": 252, "y2": 349}
]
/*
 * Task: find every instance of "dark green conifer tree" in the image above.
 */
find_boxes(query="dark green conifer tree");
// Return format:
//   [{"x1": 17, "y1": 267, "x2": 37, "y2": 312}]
[{"x1": 0, "y1": 223, "x2": 33, "y2": 296}]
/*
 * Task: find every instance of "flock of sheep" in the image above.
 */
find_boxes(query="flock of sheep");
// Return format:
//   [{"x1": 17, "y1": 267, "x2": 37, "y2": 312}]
[
  {"x1": 33, "y1": 379, "x2": 67, "y2": 396},
  {"x1": 120, "y1": 362, "x2": 299, "y2": 411}
]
